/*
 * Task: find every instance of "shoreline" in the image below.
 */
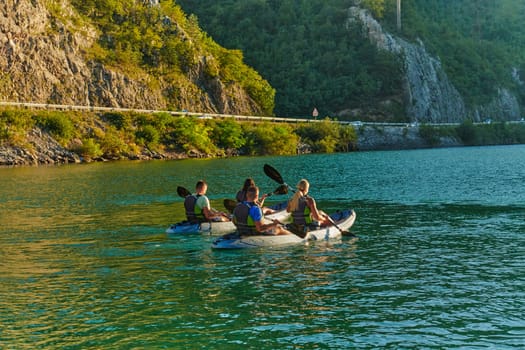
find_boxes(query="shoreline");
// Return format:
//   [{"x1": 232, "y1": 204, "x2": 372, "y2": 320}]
[
  {"x1": 0, "y1": 124, "x2": 463, "y2": 167},
  {"x1": 4, "y1": 121, "x2": 525, "y2": 167}
]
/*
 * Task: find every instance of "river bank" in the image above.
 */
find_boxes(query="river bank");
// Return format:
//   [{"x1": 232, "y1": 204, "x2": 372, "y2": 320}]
[
  {"x1": 4, "y1": 104, "x2": 525, "y2": 167},
  {"x1": 0, "y1": 124, "x2": 462, "y2": 166},
  {"x1": 0, "y1": 127, "x2": 189, "y2": 166}
]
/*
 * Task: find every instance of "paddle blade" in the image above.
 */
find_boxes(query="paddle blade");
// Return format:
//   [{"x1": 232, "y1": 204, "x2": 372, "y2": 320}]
[
  {"x1": 223, "y1": 199, "x2": 237, "y2": 213},
  {"x1": 342, "y1": 230, "x2": 357, "y2": 237},
  {"x1": 273, "y1": 184, "x2": 289, "y2": 195},
  {"x1": 263, "y1": 164, "x2": 284, "y2": 184},
  {"x1": 177, "y1": 186, "x2": 191, "y2": 198}
]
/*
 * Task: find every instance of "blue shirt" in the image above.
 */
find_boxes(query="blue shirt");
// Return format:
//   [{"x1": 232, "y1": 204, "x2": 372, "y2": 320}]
[{"x1": 245, "y1": 201, "x2": 263, "y2": 222}]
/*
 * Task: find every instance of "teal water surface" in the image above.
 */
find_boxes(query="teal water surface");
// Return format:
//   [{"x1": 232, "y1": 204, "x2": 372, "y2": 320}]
[{"x1": 1, "y1": 145, "x2": 524, "y2": 349}]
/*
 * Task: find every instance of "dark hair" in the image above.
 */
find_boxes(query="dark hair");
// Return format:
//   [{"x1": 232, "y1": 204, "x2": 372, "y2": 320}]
[
  {"x1": 242, "y1": 178, "x2": 255, "y2": 191},
  {"x1": 196, "y1": 180, "x2": 207, "y2": 190}
]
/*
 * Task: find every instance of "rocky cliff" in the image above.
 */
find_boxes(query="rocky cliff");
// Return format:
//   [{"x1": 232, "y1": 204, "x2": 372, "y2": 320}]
[
  {"x1": 0, "y1": 0, "x2": 263, "y2": 115},
  {"x1": 0, "y1": 127, "x2": 82, "y2": 166},
  {"x1": 348, "y1": 7, "x2": 522, "y2": 123}
]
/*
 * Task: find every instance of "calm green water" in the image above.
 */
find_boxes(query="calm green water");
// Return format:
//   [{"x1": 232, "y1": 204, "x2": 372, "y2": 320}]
[{"x1": 1, "y1": 145, "x2": 524, "y2": 349}]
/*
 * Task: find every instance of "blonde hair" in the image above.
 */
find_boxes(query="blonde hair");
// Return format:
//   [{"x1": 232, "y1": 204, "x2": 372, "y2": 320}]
[{"x1": 288, "y1": 179, "x2": 309, "y2": 212}]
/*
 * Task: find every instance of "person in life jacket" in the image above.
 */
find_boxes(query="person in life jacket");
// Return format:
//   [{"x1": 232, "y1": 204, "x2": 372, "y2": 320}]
[
  {"x1": 233, "y1": 186, "x2": 291, "y2": 236},
  {"x1": 184, "y1": 180, "x2": 230, "y2": 223},
  {"x1": 236, "y1": 178, "x2": 275, "y2": 214},
  {"x1": 287, "y1": 179, "x2": 331, "y2": 229}
]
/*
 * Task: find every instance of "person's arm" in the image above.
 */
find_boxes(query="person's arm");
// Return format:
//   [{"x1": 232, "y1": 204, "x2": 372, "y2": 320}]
[
  {"x1": 203, "y1": 204, "x2": 228, "y2": 220},
  {"x1": 199, "y1": 196, "x2": 219, "y2": 220},
  {"x1": 256, "y1": 193, "x2": 268, "y2": 207},
  {"x1": 306, "y1": 197, "x2": 324, "y2": 221},
  {"x1": 249, "y1": 206, "x2": 277, "y2": 232},
  {"x1": 202, "y1": 206, "x2": 213, "y2": 220},
  {"x1": 255, "y1": 219, "x2": 280, "y2": 232}
]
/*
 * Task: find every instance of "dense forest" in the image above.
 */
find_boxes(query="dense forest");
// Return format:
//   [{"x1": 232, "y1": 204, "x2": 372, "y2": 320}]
[
  {"x1": 176, "y1": 0, "x2": 403, "y2": 119},
  {"x1": 176, "y1": 0, "x2": 525, "y2": 118}
]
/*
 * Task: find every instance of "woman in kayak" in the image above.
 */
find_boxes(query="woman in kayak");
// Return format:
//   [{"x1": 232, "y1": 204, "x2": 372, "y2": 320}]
[
  {"x1": 287, "y1": 179, "x2": 331, "y2": 229},
  {"x1": 236, "y1": 178, "x2": 256, "y2": 202},
  {"x1": 236, "y1": 178, "x2": 275, "y2": 214},
  {"x1": 233, "y1": 186, "x2": 291, "y2": 236}
]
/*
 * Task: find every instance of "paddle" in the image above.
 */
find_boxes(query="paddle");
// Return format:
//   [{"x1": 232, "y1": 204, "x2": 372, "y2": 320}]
[
  {"x1": 323, "y1": 213, "x2": 354, "y2": 237},
  {"x1": 263, "y1": 164, "x2": 287, "y2": 187},
  {"x1": 267, "y1": 184, "x2": 289, "y2": 196},
  {"x1": 177, "y1": 186, "x2": 191, "y2": 198},
  {"x1": 223, "y1": 199, "x2": 237, "y2": 213},
  {"x1": 263, "y1": 164, "x2": 353, "y2": 236}
]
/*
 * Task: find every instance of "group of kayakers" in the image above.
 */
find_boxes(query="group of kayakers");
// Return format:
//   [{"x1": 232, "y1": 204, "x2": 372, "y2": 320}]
[{"x1": 183, "y1": 177, "x2": 330, "y2": 237}]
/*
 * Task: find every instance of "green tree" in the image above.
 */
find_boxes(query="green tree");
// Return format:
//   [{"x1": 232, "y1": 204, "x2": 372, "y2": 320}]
[
  {"x1": 242, "y1": 122, "x2": 298, "y2": 155},
  {"x1": 34, "y1": 112, "x2": 75, "y2": 142},
  {"x1": 135, "y1": 125, "x2": 160, "y2": 148},
  {"x1": 170, "y1": 117, "x2": 216, "y2": 155},
  {"x1": 210, "y1": 119, "x2": 246, "y2": 151},
  {"x1": 362, "y1": 0, "x2": 386, "y2": 18},
  {"x1": 456, "y1": 120, "x2": 477, "y2": 145}
]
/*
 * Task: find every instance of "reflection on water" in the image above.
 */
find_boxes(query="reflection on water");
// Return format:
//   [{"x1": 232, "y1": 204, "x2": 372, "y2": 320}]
[{"x1": 1, "y1": 146, "x2": 525, "y2": 348}]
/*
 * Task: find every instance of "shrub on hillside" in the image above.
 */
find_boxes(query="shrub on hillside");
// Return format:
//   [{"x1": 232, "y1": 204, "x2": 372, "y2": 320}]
[
  {"x1": 34, "y1": 111, "x2": 75, "y2": 141},
  {"x1": 242, "y1": 122, "x2": 298, "y2": 155},
  {"x1": 209, "y1": 119, "x2": 246, "y2": 151},
  {"x1": 418, "y1": 124, "x2": 442, "y2": 146},
  {"x1": 135, "y1": 125, "x2": 160, "y2": 148},
  {"x1": 456, "y1": 120, "x2": 477, "y2": 145},
  {"x1": 169, "y1": 116, "x2": 217, "y2": 155},
  {"x1": 294, "y1": 118, "x2": 355, "y2": 153},
  {"x1": 76, "y1": 138, "x2": 103, "y2": 160},
  {"x1": 102, "y1": 112, "x2": 132, "y2": 131},
  {"x1": 99, "y1": 127, "x2": 131, "y2": 158}
]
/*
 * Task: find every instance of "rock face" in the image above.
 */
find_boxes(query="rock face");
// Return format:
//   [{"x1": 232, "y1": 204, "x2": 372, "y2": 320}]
[
  {"x1": 0, "y1": 128, "x2": 81, "y2": 166},
  {"x1": 356, "y1": 125, "x2": 461, "y2": 151},
  {"x1": 400, "y1": 39, "x2": 468, "y2": 123},
  {"x1": 348, "y1": 7, "x2": 522, "y2": 123},
  {"x1": 472, "y1": 88, "x2": 521, "y2": 122},
  {"x1": 0, "y1": 0, "x2": 263, "y2": 115}
]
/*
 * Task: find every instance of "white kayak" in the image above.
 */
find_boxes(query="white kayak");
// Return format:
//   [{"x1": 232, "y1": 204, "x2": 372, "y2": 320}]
[
  {"x1": 211, "y1": 209, "x2": 356, "y2": 249},
  {"x1": 166, "y1": 201, "x2": 290, "y2": 235}
]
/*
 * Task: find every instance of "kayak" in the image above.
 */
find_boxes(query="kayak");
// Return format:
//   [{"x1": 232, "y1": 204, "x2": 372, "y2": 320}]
[
  {"x1": 166, "y1": 201, "x2": 290, "y2": 235},
  {"x1": 211, "y1": 209, "x2": 356, "y2": 249}
]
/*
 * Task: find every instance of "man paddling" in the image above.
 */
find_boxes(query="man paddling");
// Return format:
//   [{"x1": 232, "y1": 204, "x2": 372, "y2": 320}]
[
  {"x1": 184, "y1": 180, "x2": 230, "y2": 223},
  {"x1": 233, "y1": 186, "x2": 291, "y2": 236}
]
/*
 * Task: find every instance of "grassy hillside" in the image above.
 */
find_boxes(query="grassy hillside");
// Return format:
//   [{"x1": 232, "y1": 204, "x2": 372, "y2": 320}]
[{"x1": 65, "y1": 0, "x2": 276, "y2": 114}]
